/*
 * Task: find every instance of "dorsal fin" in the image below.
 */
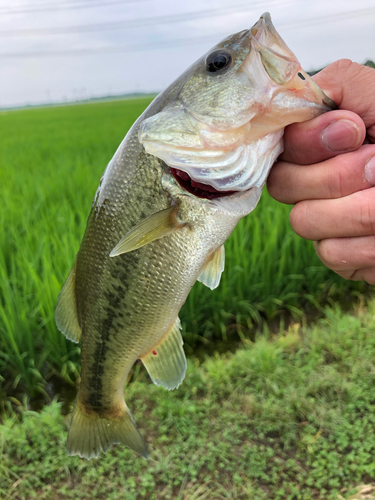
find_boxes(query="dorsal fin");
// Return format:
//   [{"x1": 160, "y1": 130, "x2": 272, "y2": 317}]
[
  {"x1": 140, "y1": 317, "x2": 187, "y2": 390},
  {"x1": 198, "y1": 245, "x2": 225, "y2": 290},
  {"x1": 110, "y1": 206, "x2": 187, "y2": 257},
  {"x1": 55, "y1": 260, "x2": 82, "y2": 343}
]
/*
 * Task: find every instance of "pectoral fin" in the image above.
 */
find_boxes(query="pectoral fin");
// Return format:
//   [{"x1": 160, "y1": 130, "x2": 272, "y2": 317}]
[
  {"x1": 55, "y1": 260, "x2": 82, "y2": 343},
  {"x1": 110, "y1": 206, "x2": 187, "y2": 257},
  {"x1": 140, "y1": 317, "x2": 187, "y2": 390},
  {"x1": 198, "y1": 245, "x2": 225, "y2": 290}
]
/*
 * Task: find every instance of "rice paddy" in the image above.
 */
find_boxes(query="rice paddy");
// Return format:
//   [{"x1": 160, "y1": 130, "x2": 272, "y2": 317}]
[{"x1": 0, "y1": 97, "x2": 370, "y2": 402}]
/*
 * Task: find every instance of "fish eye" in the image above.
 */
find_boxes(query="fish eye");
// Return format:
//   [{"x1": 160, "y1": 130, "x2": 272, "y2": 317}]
[{"x1": 206, "y1": 50, "x2": 232, "y2": 74}]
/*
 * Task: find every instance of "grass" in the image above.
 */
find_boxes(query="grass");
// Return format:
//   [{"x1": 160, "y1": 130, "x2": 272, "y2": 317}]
[
  {"x1": 0, "y1": 98, "x2": 371, "y2": 402},
  {"x1": 2, "y1": 299, "x2": 375, "y2": 499}
]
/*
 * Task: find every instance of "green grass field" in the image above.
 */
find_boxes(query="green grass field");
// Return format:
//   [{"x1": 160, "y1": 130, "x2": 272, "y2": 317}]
[
  {"x1": 2, "y1": 300, "x2": 375, "y2": 499},
  {"x1": 2, "y1": 98, "x2": 375, "y2": 499},
  {"x1": 0, "y1": 98, "x2": 370, "y2": 402}
]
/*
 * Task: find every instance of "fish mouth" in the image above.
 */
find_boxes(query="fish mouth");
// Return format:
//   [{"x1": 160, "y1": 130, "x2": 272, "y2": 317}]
[
  {"x1": 247, "y1": 12, "x2": 337, "y2": 112},
  {"x1": 170, "y1": 168, "x2": 237, "y2": 199}
]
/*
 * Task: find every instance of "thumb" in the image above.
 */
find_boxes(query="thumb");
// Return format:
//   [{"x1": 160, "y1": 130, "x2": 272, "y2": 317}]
[{"x1": 279, "y1": 109, "x2": 365, "y2": 165}]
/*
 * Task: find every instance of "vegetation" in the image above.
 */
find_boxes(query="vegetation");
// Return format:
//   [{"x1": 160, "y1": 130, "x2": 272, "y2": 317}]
[
  {"x1": 0, "y1": 98, "x2": 371, "y2": 403},
  {"x1": 2, "y1": 91, "x2": 375, "y2": 499},
  {"x1": 2, "y1": 299, "x2": 375, "y2": 499}
]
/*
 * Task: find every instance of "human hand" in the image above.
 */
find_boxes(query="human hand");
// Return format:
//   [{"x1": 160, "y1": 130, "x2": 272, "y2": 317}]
[{"x1": 267, "y1": 59, "x2": 375, "y2": 284}]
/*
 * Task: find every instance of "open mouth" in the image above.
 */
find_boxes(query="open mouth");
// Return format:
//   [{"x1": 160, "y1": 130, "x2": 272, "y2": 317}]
[{"x1": 171, "y1": 168, "x2": 236, "y2": 200}]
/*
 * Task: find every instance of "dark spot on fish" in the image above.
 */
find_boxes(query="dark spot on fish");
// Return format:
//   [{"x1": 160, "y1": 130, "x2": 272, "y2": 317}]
[
  {"x1": 87, "y1": 303, "x2": 119, "y2": 407},
  {"x1": 106, "y1": 292, "x2": 121, "y2": 311},
  {"x1": 298, "y1": 72, "x2": 306, "y2": 80},
  {"x1": 87, "y1": 248, "x2": 142, "y2": 408},
  {"x1": 152, "y1": 350, "x2": 157, "y2": 355},
  {"x1": 113, "y1": 284, "x2": 126, "y2": 300},
  {"x1": 88, "y1": 387, "x2": 102, "y2": 408}
]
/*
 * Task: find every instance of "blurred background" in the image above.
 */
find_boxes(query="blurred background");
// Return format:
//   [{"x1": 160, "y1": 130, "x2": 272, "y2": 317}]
[{"x1": 1, "y1": 0, "x2": 374, "y2": 108}]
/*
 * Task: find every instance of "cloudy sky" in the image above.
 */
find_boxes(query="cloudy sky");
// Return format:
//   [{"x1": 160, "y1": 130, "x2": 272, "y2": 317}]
[{"x1": 1, "y1": 0, "x2": 374, "y2": 107}]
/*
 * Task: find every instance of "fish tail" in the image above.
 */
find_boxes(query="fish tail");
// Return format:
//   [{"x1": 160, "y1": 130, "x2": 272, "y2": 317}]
[{"x1": 66, "y1": 399, "x2": 149, "y2": 460}]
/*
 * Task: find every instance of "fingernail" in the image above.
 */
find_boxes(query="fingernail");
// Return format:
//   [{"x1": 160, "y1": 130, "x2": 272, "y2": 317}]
[
  {"x1": 321, "y1": 119, "x2": 361, "y2": 152},
  {"x1": 365, "y1": 157, "x2": 375, "y2": 185}
]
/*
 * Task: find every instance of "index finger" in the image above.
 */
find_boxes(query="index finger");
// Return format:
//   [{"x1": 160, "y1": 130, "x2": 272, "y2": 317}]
[{"x1": 268, "y1": 144, "x2": 375, "y2": 204}]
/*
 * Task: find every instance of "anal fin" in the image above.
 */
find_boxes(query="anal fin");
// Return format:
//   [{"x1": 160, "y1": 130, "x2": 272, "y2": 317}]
[
  {"x1": 140, "y1": 317, "x2": 187, "y2": 390},
  {"x1": 198, "y1": 245, "x2": 225, "y2": 290},
  {"x1": 110, "y1": 205, "x2": 187, "y2": 257},
  {"x1": 55, "y1": 260, "x2": 82, "y2": 343}
]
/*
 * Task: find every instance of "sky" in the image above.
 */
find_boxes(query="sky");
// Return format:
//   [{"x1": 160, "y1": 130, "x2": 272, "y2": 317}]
[{"x1": 0, "y1": 0, "x2": 374, "y2": 107}]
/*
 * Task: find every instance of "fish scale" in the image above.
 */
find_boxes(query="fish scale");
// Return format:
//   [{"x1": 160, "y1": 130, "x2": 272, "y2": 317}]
[
  {"x1": 76, "y1": 163, "x2": 232, "y2": 409},
  {"x1": 55, "y1": 12, "x2": 336, "y2": 459}
]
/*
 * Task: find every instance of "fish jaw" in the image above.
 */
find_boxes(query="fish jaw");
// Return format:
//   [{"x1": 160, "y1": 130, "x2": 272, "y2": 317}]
[
  {"x1": 244, "y1": 12, "x2": 336, "y2": 125},
  {"x1": 139, "y1": 13, "x2": 335, "y2": 197}
]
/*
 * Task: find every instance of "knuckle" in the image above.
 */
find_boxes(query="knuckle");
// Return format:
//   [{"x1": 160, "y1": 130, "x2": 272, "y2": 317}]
[
  {"x1": 362, "y1": 236, "x2": 375, "y2": 263},
  {"x1": 327, "y1": 166, "x2": 345, "y2": 198},
  {"x1": 355, "y1": 200, "x2": 375, "y2": 235},
  {"x1": 335, "y1": 58, "x2": 355, "y2": 72},
  {"x1": 315, "y1": 239, "x2": 337, "y2": 268},
  {"x1": 290, "y1": 203, "x2": 309, "y2": 238},
  {"x1": 328, "y1": 155, "x2": 359, "y2": 198}
]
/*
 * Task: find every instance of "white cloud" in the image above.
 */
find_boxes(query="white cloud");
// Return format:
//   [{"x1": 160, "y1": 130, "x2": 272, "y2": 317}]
[{"x1": 1, "y1": 0, "x2": 374, "y2": 106}]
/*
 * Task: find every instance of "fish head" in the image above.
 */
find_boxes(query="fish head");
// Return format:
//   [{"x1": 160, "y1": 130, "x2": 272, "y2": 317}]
[{"x1": 139, "y1": 13, "x2": 335, "y2": 210}]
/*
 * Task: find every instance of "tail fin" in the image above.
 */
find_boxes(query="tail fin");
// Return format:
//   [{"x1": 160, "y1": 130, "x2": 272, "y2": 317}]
[{"x1": 66, "y1": 400, "x2": 149, "y2": 460}]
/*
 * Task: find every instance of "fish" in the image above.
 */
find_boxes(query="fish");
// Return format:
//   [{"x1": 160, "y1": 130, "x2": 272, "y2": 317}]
[{"x1": 55, "y1": 12, "x2": 336, "y2": 460}]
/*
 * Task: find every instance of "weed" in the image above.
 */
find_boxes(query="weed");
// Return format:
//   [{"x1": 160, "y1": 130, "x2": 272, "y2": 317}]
[{"x1": 2, "y1": 300, "x2": 375, "y2": 498}]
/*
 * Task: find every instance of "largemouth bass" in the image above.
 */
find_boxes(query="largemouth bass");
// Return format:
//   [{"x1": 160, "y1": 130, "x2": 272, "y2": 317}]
[{"x1": 56, "y1": 13, "x2": 335, "y2": 459}]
